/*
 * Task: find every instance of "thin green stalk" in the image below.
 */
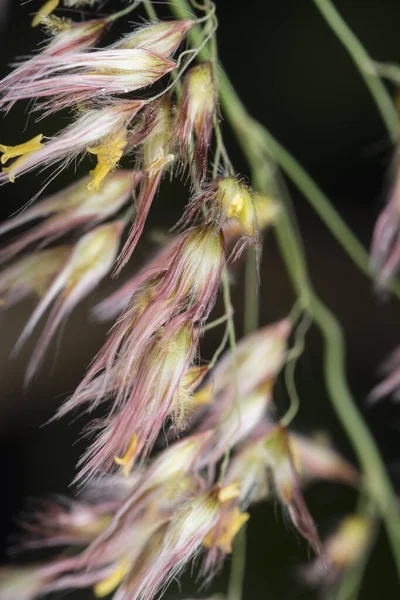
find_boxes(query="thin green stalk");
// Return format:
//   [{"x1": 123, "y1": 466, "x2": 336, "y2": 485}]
[
  {"x1": 142, "y1": 0, "x2": 157, "y2": 21},
  {"x1": 227, "y1": 526, "x2": 247, "y2": 600},
  {"x1": 312, "y1": 0, "x2": 400, "y2": 143},
  {"x1": 243, "y1": 247, "x2": 259, "y2": 335},
  {"x1": 168, "y1": 0, "x2": 400, "y2": 576}
]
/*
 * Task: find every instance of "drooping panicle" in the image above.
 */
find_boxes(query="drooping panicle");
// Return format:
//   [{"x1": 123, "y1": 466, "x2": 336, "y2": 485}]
[
  {"x1": 60, "y1": 225, "x2": 225, "y2": 480},
  {"x1": 175, "y1": 61, "x2": 218, "y2": 180}
]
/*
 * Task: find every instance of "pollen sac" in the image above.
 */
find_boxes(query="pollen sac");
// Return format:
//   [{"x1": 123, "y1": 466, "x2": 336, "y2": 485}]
[
  {"x1": 176, "y1": 61, "x2": 218, "y2": 180},
  {"x1": 203, "y1": 506, "x2": 249, "y2": 554},
  {"x1": 118, "y1": 20, "x2": 193, "y2": 57},
  {"x1": 88, "y1": 132, "x2": 128, "y2": 191}
]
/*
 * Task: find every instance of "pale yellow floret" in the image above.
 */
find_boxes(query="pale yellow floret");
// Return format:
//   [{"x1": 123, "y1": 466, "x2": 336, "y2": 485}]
[
  {"x1": 88, "y1": 131, "x2": 127, "y2": 191},
  {"x1": 203, "y1": 507, "x2": 249, "y2": 553},
  {"x1": 32, "y1": 0, "x2": 60, "y2": 28},
  {"x1": 93, "y1": 558, "x2": 130, "y2": 598},
  {"x1": 217, "y1": 178, "x2": 256, "y2": 236},
  {"x1": 114, "y1": 433, "x2": 138, "y2": 478}
]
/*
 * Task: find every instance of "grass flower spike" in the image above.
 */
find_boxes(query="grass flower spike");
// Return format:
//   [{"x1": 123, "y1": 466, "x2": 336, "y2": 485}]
[{"x1": 0, "y1": 2, "x2": 395, "y2": 600}]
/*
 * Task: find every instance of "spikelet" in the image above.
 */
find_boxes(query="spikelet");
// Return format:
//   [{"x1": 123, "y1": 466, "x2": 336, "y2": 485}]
[
  {"x1": 0, "y1": 171, "x2": 134, "y2": 265},
  {"x1": 175, "y1": 62, "x2": 218, "y2": 180},
  {"x1": 0, "y1": 101, "x2": 144, "y2": 184},
  {"x1": 16, "y1": 221, "x2": 125, "y2": 382}
]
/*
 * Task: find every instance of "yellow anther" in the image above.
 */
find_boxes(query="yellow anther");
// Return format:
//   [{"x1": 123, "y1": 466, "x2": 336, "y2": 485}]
[
  {"x1": 114, "y1": 433, "x2": 138, "y2": 478},
  {"x1": 87, "y1": 131, "x2": 127, "y2": 191},
  {"x1": 32, "y1": 0, "x2": 60, "y2": 28},
  {"x1": 203, "y1": 508, "x2": 249, "y2": 553},
  {"x1": 93, "y1": 559, "x2": 130, "y2": 598},
  {"x1": 0, "y1": 135, "x2": 44, "y2": 165},
  {"x1": 218, "y1": 482, "x2": 240, "y2": 504}
]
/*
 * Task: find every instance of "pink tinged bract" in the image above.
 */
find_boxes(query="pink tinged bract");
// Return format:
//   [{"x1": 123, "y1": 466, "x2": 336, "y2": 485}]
[
  {"x1": 0, "y1": 170, "x2": 135, "y2": 265},
  {"x1": 116, "y1": 97, "x2": 175, "y2": 272},
  {"x1": 64, "y1": 225, "x2": 225, "y2": 418},
  {"x1": 0, "y1": 246, "x2": 71, "y2": 309},
  {"x1": 114, "y1": 490, "x2": 221, "y2": 600},
  {"x1": 75, "y1": 319, "x2": 200, "y2": 482},
  {"x1": 371, "y1": 165, "x2": 400, "y2": 287},
  {"x1": 116, "y1": 20, "x2": 193, "y2": 57},
  {"x1": 0, "y1": 18, "x2": 108, "y2": 107},
  {"x1": 369, "y1": 346, "x2": 400, "y2": 403},
  {"x1": 92, "y1": 239, "x2": 173, "y2": 322},
  {"x1": 0, "y1": 100, "x2": 145, "y2": 184},
  {"x1": 0, "y1": 49, "x2": 175, "y2": 114},
  {"x1": 16, "y1": 220, "x2": 125, "y2": 383}
]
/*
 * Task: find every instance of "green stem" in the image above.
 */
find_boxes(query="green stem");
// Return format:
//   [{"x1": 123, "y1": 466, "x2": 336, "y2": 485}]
[
  {"x1": 168, "y1": 0, "x2": 400, "y2": 576},
  {"x1": 243, "y1": 247, "x2": 259, "y2": 335},
  {"x1": 312, "y1": 0, "x2": 400, "y2": 143},
  {"x1": 227, "y1": 526, "x2": 247, "y2": 600},
  {"x1": 142, "y1": 0, "x2": 157, "y2": 21}
]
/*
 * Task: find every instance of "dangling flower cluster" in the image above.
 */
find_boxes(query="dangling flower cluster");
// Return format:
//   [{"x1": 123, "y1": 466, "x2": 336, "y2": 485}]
[
  {"x1": 0, "y1": 323, "x2": 358, "y2": 600},
  {"x1": 0, "y1": 2, "x2": 360, "y2": 600}
]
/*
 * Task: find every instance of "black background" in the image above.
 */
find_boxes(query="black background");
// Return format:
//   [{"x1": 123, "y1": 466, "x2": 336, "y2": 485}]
[{"x1": 0, "y1": 1, "x2": 399, "y2": 599}]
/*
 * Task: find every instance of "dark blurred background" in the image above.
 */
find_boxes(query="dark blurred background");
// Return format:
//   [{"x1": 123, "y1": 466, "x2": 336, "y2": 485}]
[{"x1": 0, "y1": 1, "x2": 400, "y2": 598}]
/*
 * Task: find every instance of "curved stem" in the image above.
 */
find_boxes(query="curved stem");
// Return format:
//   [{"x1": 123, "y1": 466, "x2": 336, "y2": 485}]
[{"x1": 312, "y1": 0, "x2": 400, "y2": 143}]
